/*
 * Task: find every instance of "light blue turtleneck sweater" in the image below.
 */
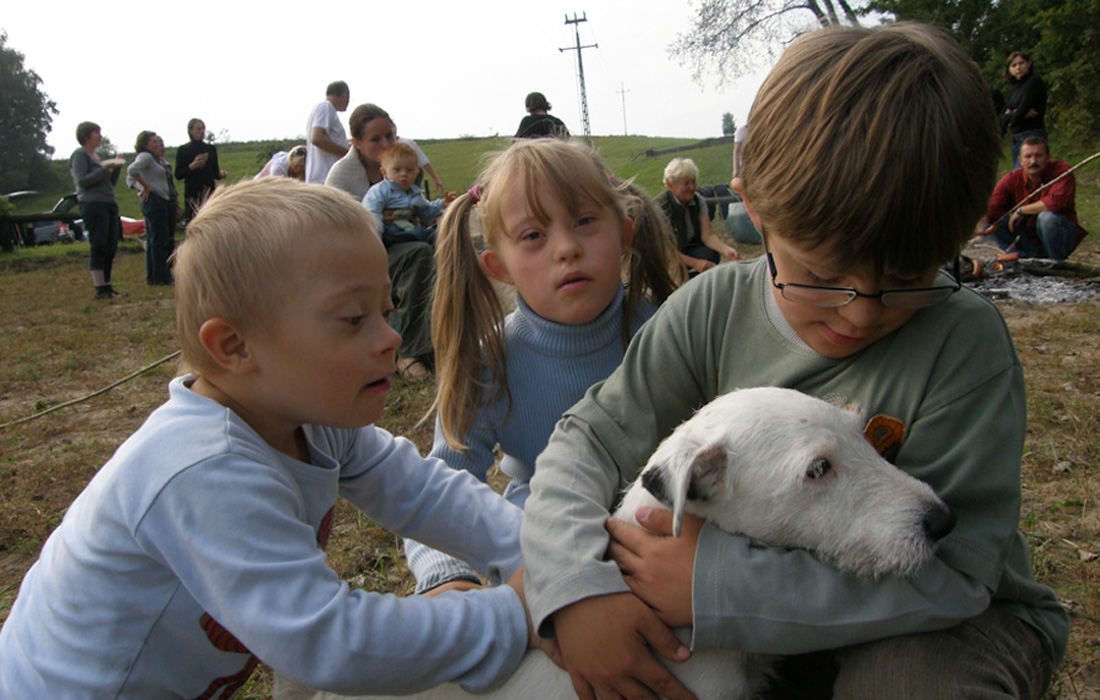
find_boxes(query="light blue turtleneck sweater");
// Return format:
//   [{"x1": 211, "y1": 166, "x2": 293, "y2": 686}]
[{"x1": 407, "y1": 286, "x2": 657, "y2": 591}]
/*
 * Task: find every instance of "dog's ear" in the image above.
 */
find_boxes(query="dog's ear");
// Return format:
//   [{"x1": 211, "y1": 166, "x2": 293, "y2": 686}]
[{"x1": 669, "y1": 443, "x2": 726, "y2": 537}]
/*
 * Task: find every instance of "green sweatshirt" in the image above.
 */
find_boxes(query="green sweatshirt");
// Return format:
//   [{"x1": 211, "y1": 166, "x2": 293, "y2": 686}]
[{"x1": 522, "y1": 257, "x2": 1068, "y2": 665}]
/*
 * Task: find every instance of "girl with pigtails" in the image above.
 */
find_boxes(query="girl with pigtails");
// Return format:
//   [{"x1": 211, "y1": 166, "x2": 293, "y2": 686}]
[{"x1": 406, "y1": 139, "x2": 685, "y2": 595}]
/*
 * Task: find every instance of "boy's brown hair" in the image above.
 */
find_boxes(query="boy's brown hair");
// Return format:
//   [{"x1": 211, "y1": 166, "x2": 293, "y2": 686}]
[
  {"x1": 173, "y1": 179, "x2": 377, "y2": 375},
  {"x1": 742, "y1": 22, "x2": 1000, "y2": 276},
  {"x1": 379, "y1": 141, "x2": 420, "y2": 170}
]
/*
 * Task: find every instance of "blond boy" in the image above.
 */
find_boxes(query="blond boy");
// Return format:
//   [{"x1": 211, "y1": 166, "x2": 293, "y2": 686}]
[
  {"x1": 524, "y1": 23, "x2": 1068, "y2": 700},
  {"x1": 363, "y1": 142, "x2": 455, "y2": 247},
  {"x1": 0, "y1": 179, "x2": 538, "y2": 698}
]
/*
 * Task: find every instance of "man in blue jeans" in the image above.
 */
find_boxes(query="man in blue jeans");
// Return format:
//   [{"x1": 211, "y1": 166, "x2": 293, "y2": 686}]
[{"x1": 977, "y1": 136, "x2": 1088, "y2": 260}]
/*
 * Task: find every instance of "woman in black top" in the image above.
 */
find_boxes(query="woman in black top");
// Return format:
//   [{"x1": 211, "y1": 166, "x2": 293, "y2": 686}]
[
  {"x1": 998, "y1": 51, "x2": 1048, "y2": 168},
  {"x1": 514, "y1": 92, "x2": 570, "y2": 139}
]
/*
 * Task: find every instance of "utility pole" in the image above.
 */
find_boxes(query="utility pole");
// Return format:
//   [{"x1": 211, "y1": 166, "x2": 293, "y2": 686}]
[
  {"x1": 616, "y1": 82, "x2": 629, "y2": 136},
  {"x1": 560, "y1": 12, "x2": 597, "y2": 139}
]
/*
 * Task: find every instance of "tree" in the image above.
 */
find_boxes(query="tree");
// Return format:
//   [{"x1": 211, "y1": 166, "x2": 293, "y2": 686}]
[
  {"x1": 0, "y1": 32, "x2": 59, "y2": 194},
  {"x1": 96, "y1": 136, "x2": 118, "y2": 160},
  {"x1": 865, "y1": 0, "x2": 1044, "y2": 81},
  {"x1": 1029, "y1": 0, "x2": 1100, "y2": 140},
  {"x1": 205, "y1": 128, "x2": 230, "y2": 145},
  {"x1": 669, "y1": 0, "x2": 863, "y2": 84},
  {"x1": 870, "y1": 0, "x2": 1100, "y2": 140},
  {"x1": 722, "y1": 112, "x2": 737, "y2": 136}
]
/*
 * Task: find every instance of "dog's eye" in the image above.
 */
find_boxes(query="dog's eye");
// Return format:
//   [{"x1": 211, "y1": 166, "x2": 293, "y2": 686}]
[{"x1": 806, "y1": 458, "x2": 832, "y2": 480}]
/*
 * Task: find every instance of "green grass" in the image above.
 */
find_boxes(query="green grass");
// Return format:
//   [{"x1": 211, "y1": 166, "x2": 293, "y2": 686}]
[
  {"x1": 410, "y1": 135, "x2": 737, "y2": 196},
  {"x1": 11, "y1": 132, "x2": 1098, "y2": 224},
  {"x1": 9, "y1": 136, "x2": 738, "y2": 223}
]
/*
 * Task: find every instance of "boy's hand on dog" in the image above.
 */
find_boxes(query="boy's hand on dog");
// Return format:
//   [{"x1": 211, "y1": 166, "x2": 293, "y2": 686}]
[
  {"x1": 607, "y1": 507, "x2": 704, "y2": 628},
  {"x1": 552, "y1": 592, "x2": 697, "y2": 700}
]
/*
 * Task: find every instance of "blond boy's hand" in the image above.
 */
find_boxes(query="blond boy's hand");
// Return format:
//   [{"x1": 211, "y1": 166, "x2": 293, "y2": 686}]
[
  {"x1": 505, "y1": 568, "x2": 563, "y2": 667},
  {"x1": 552, "y1": 592, "x2": 697, "y2": 700}
]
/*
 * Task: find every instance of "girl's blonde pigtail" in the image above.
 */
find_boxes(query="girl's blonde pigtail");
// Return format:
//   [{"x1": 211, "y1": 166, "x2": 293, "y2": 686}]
[{"x1": 431, "y1": 193, "x2": 510, "y2": 452}]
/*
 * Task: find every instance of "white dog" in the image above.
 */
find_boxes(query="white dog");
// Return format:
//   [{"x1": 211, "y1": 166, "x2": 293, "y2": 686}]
[{"x1": 276, "y1": 387, "x2": 955, "y2": 700}]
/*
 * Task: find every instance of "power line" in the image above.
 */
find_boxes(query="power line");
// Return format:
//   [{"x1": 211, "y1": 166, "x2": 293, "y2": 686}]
[
  {"x1": 616, "y1": 82, "x2": 629, "y2": 136},
  {"x1": 560, "y1": 12, "x2": 598, "y2": 139}
]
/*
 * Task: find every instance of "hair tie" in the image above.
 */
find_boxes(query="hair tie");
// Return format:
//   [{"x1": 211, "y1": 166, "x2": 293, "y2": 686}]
[{"x1": 468, "y1": 184, "x2": 483, "y2": 203}]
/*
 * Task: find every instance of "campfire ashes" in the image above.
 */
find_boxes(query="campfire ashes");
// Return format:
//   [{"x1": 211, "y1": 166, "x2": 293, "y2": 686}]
[{"x1": 956, "y1": 251, "x2": 1100, "y2": 304}]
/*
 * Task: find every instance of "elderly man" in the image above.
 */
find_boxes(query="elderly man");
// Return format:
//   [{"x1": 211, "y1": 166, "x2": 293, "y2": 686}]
[
  {"x1": 976, "y1": 136, "x2": 1087, "y2": 260},
  {"x1": 305, "y1": 81, "x2": 351, "y2": 183}
]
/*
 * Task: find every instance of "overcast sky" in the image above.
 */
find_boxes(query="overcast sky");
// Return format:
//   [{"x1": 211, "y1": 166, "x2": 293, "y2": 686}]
[{"x1": 3, "y1": 0, "x2": 768, "y2": 154}]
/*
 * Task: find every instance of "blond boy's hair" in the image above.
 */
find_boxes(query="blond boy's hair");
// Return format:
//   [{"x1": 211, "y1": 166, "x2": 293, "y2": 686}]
[
  {"x1": 174, "y1": 179, "x2": 376, "y2": 374},
  {"x1": 380, "y1": 141, "x2": 420, "y2": 170},
  {"x1": 743, "y1": 22, "x2": 1000, "y2": 276}
]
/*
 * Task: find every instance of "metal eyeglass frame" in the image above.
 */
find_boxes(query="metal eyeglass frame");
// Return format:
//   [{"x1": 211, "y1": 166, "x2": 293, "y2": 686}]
[{"x1": 765, "y1": 250, "x2": 962, "y2": 310}]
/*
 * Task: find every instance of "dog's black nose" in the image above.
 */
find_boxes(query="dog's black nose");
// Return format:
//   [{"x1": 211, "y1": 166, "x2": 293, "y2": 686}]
[{"x1": 923, "y1": 503, "x2": 957, "y2": 541}]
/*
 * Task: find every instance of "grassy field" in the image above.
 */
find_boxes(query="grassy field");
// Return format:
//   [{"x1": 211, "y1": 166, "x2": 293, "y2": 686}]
[
  {"x1": 2, "y1": 135, "x2": 1099, "y2": 698},
  {"x1": 9, "y1": 134, "x2": 736, "y2": 222}
]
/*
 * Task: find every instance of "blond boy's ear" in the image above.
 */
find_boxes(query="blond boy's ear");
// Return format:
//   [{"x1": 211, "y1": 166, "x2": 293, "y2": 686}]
[
  {"x1": 731, "y1": 177, "x2": 763, "y2": 232},
  {"x1": 480, "y1": 249, "x2": 514, "y2": 285},
  {"x1": 198, "y1": 317, "x2": 256, "y2": 374}
]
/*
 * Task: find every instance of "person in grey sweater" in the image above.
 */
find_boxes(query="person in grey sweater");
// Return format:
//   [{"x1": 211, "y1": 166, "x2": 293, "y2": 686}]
[
  {"x1": 127, "y1": 131, "x2": 176, "y2": 286},
  {"x1": 70, "y1": 121, "x2": 126, "y2": 299}
]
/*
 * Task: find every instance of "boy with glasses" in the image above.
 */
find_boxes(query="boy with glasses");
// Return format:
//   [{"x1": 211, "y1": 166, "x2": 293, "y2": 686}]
[{"x1": 522, "y1": 23, "x2": 1067, "y2": 700}]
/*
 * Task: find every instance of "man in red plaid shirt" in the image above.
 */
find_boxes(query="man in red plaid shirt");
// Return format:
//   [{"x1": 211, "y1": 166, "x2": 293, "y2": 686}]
[{"x1": 977, "y1": 136, "x2": 1088, "y2": 260}]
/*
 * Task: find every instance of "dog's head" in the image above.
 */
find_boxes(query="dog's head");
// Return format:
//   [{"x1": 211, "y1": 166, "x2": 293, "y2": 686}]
[{"x1": 637, "y1": 387, "x2": 955, "y2": 576}]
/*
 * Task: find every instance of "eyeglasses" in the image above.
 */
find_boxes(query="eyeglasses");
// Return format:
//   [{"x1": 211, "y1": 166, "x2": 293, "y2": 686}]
[{"x1": 766, "y1": 252, "x2": 961, "y2": 310}]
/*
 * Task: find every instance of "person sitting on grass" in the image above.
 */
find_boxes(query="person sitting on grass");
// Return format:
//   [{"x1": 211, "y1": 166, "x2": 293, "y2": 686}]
[
  {"x1": 0, "y1": 178, "x2": 553, "y2": 699},
  {"x1": 254, "y1": 144, "x2": 308, "y2": 181},
  {"x1": 655, "y1": 157, "x2": 740, "y2": 276},
  {"x1": 522, "y1": 22, "x2": 1068, "y2": 700},
  {"x1": 975, "y1": 136, "x2": 1088, "y2": 261},
  {"x1": 363, "y1": 142, "x2": 455, "y2": 247},
  {"x1": 514, "y1": 92, "x2": 570, "y2": 139}
]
